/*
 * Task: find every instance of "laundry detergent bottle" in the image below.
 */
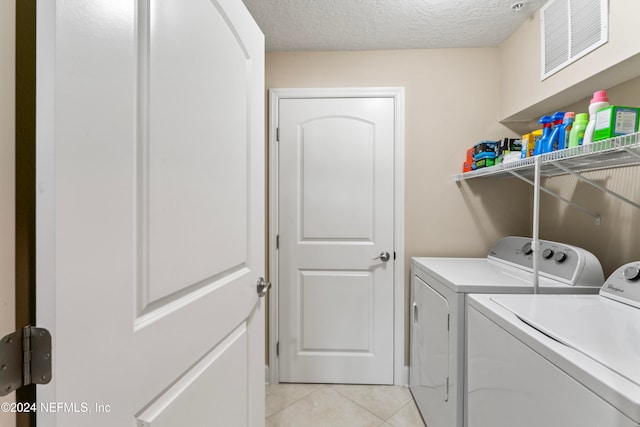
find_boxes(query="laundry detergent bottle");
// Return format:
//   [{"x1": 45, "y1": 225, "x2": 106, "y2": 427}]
[
  {"x1": 583, "y1": 90, "x2": 609, "y2": 145},
  {"x1": 557, "y1": 112, "x2": 574, "y2": 151},
  {"x1": 568, "y1": 113, "x2": 588, "y2": 148},
  {"x1": 543, "y1": 111, "x2": 565, "y2": 153},
  {"x1": 534, "y1": 115, "x2": 554, "y2": 156}
]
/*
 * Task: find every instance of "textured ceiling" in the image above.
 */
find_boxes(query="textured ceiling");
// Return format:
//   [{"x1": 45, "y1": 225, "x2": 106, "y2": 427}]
[{"x1": 242, "y1": 0, "x2": 547, "y2": 52}]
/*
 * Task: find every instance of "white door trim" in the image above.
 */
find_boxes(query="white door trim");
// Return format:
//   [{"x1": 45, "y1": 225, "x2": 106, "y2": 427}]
[{"x1": 268, "y1": 87, "x2": 406, "y2": 385}]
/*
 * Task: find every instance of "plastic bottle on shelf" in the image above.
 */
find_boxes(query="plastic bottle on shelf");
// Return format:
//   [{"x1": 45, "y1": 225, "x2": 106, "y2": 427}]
[
  {"x1": 557, "y1": 112, "x2": 574, "y2": 150},
  {"x1": 583, "y1": 90, "x2": 609, "y2": 145},
  {"x1": 568, "y1": 113, "x2": 588, "y2": 148},
  {"x1": 542, "y1": 111, "x2": 566, "y2": 153},
  {"x1": 533, "y1": 115, "x2": 554, "y2": 156}
]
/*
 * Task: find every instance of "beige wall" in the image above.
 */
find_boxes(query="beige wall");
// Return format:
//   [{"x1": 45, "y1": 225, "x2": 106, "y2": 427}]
[
  {"x1": 267, "y1": 49, "x2": 531, "y2": 256},
  {"x1": 537, "y1": 75, "x2": 640, "y2": 276},
  {"x1": 266, "y1": 49, "x2": 532, "y2": 364},
  {"x1": 1, "y1": 0, "x2": 16, "y2": 425},
  {"x1": 497, "y1": 0, "x2": 640, "y2": 277},
  {"x1": 499, "y1": 0, "x2": 640, "y2": 124}
]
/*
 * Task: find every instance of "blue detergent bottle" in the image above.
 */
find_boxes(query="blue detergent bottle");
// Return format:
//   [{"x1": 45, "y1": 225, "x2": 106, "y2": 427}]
[
  {"x1": 533, "y1": 115, "x2": 554, "y2": 156},
  {"x1": 557, "y1": 112, "x2": 574, "y2": 151},
  {"x1": 543, "y1": 112, "x2": 565, "y2": 153}
]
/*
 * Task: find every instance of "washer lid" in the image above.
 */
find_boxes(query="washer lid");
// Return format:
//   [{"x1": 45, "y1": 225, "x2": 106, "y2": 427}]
[
  {"x1": 412, "y1": 258, "x2": 584, "y2": 293},
  {"x1": 494, "y1": 295, "x2": 640, "y2": 387}
]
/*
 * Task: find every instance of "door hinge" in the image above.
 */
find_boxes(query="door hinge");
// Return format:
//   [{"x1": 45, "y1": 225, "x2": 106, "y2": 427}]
[
  {"x1": 0, "y1": 326, "x2": 52, "y2": 396},
  {"x1": 447, "y1": 314, "x2": 450, "y2": 331},
  {"x1": 276, "y1": 341, "x2": 279, "y2": 357},
  {"x1": 276, "y1": 234, "x2": 279, "y2": 250},
  {"x1": 446, "y1": 376, "x2": 450, "y2": 394},
  {"x1": 276, "y1": 127, "x2": 280, "y2": 141},
  {"x1": 393, "y1": 251, "x2": 396, "y2": 260}
]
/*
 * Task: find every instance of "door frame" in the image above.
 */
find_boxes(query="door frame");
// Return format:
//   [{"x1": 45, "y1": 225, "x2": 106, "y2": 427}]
[{"x1": 268, "y1": 87, "x2": 405, "y2": 385}]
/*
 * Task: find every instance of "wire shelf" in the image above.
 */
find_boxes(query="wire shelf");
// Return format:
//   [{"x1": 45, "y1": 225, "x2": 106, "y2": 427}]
[{"x1": 453, "y1": 132, "x2": 640, "y2": 181}]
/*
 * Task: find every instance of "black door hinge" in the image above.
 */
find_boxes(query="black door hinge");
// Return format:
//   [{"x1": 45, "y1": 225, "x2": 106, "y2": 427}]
[{"x1": 0, "y1": 326, "x2": 52, "y2": 396}]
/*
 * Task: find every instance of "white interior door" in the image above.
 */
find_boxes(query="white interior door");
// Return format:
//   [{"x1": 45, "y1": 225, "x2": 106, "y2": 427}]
[
  {"x1": 35, "y1": 1, "x2": 265, "y2": 426},
  {"x1": 277, "y1": 96, "x2": 395, "y2": 384}
]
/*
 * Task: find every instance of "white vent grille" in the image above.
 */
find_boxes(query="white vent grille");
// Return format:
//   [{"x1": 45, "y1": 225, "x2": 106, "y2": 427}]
[{"x1": 541, "y1": 0, "x2": 608, "y2": 80}]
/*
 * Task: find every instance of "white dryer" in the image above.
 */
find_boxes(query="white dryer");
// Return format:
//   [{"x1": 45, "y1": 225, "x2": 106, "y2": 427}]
[
  {"x1": 466, "y1": 262, "x2": 640, "y2": 427},
  {"x1": 410, "y1": 236, "x2": 604, "y2": 427}
]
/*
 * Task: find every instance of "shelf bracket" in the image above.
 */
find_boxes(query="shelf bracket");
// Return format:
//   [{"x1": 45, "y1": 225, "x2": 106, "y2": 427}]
[
  {"x1": 508, "y1": 169, "x2": 602, "y2": 225},
  {"x1": 549, "y1": 161, "x2": 640, "y2": 211}
]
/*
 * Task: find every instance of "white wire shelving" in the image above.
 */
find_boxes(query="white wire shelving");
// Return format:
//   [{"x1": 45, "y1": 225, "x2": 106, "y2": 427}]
[{"x1": 453, "y1": 132, "x2": 640, "y2": 181}]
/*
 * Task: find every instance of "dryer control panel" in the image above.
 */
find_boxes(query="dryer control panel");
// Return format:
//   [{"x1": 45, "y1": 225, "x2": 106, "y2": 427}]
[
  {"x1": 487, "y1": 236, "x2": 604, "y2": 287},
  {"x1": 600, "y1": 262, "x2": 640, "y2": 309}
]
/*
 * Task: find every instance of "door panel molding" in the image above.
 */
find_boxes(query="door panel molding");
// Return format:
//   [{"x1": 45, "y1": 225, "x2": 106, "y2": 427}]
[
  {"x1": 136, "y1": 322, "x2": 248, "y2": 426},
  {"x1": 268, "y1": 87, "x2": 405, "y2": 385},
  {"x1": 298, "y1": 269, "x2": 374, "y2": 354}
]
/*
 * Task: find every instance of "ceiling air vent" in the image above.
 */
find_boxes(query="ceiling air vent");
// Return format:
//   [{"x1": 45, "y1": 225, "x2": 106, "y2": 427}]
[{"x1": 541, "y1": 0, "x2": 608, "y2": 80}]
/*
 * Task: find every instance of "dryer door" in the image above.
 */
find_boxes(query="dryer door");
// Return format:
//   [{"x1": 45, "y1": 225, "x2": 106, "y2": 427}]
[{"x1": 416, "y1": 276, "x2": 450, "y2": 401}]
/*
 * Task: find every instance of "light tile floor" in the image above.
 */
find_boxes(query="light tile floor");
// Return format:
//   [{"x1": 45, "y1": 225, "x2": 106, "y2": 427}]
[{"x1": 266, "y1": 383, "x2": 426, "y2": 426}]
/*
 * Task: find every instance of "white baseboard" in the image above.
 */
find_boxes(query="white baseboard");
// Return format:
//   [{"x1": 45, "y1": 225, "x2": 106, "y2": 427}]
[{"x1": 265, "y1": 364, "x2": 407, "y2": 386}]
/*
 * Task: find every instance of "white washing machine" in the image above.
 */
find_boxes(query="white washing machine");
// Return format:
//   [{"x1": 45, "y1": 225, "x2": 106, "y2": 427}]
[
  {"x1": 466, "y1": 262, "x2": 640, "y2": 427},
  {"x1": 409, "y1": 236, "x2": 604, "y2": 427}
]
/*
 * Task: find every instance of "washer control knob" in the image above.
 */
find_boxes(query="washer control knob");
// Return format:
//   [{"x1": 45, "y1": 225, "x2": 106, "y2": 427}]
[
  {"x1": 623, "y1": 266, "x2": 640, "y2": 281},
  {"x1": 554, "y1": 252, "x2": 567, "y2": 263},
  {"x1": 542, "y1": 248, "x2": 554, "y2": 259},
  {"x1": 522, "y1": 242, "x2": 533, "y2": 255}
]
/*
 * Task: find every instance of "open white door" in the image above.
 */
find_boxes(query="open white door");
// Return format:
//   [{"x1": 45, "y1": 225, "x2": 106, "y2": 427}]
[{"x1": 35, "y1": 1, "x2": 265, "y2": 426}]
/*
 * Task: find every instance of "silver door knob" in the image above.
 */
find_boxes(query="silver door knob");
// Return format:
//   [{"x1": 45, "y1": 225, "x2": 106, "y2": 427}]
[
  {"x1": 372, "y1": 251, "x2": 391, "y2": 262},
  {"x1": 257, "y1": 277, "x2": 271, "y2": 297}
]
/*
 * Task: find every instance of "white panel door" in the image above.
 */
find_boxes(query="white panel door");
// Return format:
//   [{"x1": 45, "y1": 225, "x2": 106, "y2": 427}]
[
  {"x1": 278, "y1": 97, "x2": 395, "y2": 384},
  {"x1": 35, "y1": 1, "x2": 265, "y2": 426}
]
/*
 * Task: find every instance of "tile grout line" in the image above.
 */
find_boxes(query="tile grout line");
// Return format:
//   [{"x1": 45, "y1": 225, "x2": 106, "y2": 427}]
[
  {"x1": 327, "y1": 384, "x2": 387, "y2": 426},
  {"x1": 265, "y1": 384, "x2": 327, "y2": 421},
  {"x1": 325, "y1": 384, "x2": 388, "y2": 426},
  {"x1": 326, "y1": 384, "x2": 384, "y2": 421},
  {"x1": 327, "y1": 384, "x2": 411, "y2": 424},
  {"x1": 269, "y1": 384, "x2": 389, "y2": 425},
  {"x1": 385, "y1": 399, "x2": 413, "y2": 422},
  {"x1": 266, "y1": 384, "x2": 423, "y2": 426}
]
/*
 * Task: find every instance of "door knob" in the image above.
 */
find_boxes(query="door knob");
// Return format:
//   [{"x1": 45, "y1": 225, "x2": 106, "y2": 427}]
[
  {"x1": 257, "y1": 277, "x2": 271, "y2": 297},
  {"x1": 372, "y1": 251, "x2": 391, "y2": 262}
]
